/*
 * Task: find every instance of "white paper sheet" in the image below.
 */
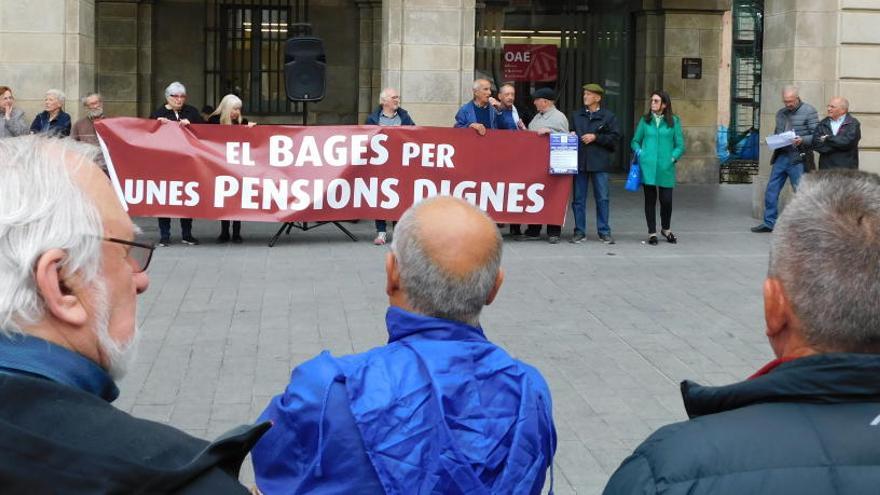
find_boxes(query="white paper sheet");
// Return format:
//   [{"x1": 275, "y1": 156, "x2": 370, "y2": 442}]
[{"x1": 765, "y1": 130, "x2": 797, "y2": 151}]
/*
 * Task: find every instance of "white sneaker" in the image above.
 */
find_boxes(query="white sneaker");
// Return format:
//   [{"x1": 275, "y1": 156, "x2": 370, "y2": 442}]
[{"x1": 374, "y1": 232, "x2": 387, "y2": 245}]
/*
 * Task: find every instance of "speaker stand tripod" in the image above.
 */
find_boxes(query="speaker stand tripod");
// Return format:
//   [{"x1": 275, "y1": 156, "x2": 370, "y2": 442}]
[{"x1": 267, "y1": 102, "x2": 360, "y2": 247}]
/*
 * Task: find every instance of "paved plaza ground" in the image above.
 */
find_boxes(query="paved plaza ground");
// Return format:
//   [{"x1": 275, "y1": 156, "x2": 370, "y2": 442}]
[{"x1": 120, "y1": 181, "x2": 774, "y2": 494}]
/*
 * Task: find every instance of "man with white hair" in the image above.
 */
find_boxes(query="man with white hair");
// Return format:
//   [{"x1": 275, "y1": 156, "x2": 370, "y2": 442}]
[
  {"x1": 604, "y1": 170, "x2": 880, "y2": 494},
  {"x1": 29, "y1": 88, "x2": 71, "y2": 137},
  {"x1": 0, "y1": 136, "x2": 267, "y2": 492},
  {"x1": 252, "y1": 196, "x2": 557, "y2": 494},
  {"x1": 454, "y1": 78, "x2": 498, "y2": 135},
  {"x1": 364, "y1": 87, "x2": 415, "y2": 245},
  {"x1": 813, "y1": 96, "x2": 861, "y2": 170},
  {"x1": 150, "y1": 81, "x2": 204, "y2": 246}
]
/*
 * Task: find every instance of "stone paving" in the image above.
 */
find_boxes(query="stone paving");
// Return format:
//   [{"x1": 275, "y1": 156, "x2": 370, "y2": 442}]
[{"x1": 118, "y1": 181, "x2": 773, "y2": 494}]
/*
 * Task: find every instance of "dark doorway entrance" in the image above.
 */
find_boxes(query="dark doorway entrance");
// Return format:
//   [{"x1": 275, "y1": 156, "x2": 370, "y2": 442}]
[{"x1": 475, "y1": 0, "x2": 633, "y2": 171}]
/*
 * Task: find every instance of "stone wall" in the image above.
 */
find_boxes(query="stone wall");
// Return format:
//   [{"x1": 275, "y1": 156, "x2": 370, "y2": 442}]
[
  {"x1": 381, "y1": 0, "x2": 475, "y2": 127},
  {"x1": 838, "y1": 0, "x2": 880, "y2": 175},
  {"x1": 633, "y1": 1, "x2": 727, "y2": 184},
  {"x1": 755, "y1": 0, "x2": 880, "y2": 217},
  {"x1": 0, "y1": 0, "x2": 96, "y2": 122},
  {"x1": 153, "y1": 1, "x2": 205, "y2": 115},
  {"x1": 96, "y1": 0, "x2": 150, "y2": 118}
]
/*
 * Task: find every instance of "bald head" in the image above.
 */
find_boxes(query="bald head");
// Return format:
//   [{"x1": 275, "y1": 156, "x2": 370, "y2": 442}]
[
  {"x1": 388, "y1": 197, "x2": 503, "y2": 326},
  {"x1": 827, "y1": 96, "x2": 849, "y2": 120},
  {"x1": 415, "y1": 197, "x2": 499, "y2": 277}
]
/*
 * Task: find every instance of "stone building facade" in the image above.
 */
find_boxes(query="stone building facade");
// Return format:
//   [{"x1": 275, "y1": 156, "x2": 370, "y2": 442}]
[
  {"x1": 754, "y1": 0, "x2": 880, "y2": 215},
  {"x1": 1, "y1": 0, "x2": 876, "y2": 190}
]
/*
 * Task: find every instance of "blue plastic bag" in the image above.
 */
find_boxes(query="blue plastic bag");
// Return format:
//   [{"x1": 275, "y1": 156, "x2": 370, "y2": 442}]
[{"x1": 625, "y1": 154, "x2": 641, "y2": 192}]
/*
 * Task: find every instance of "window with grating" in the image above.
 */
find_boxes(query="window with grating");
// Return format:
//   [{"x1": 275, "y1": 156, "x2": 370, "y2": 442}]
[{"x1": 206, "y1": 0, "x2": 309, "y2": 115}]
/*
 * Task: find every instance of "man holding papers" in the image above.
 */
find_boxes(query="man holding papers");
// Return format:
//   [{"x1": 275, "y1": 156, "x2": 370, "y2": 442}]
[{"x1": 752, "y1": 86, "x2": 818, "y2": 233}]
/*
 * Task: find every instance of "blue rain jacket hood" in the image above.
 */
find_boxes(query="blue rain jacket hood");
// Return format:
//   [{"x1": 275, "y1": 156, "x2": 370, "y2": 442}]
[{"x1": 252, "y1": 306, "x2": 556, "y2": 494}]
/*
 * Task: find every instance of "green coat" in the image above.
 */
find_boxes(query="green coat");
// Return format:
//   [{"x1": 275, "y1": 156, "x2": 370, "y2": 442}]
[{"x1": 630, "y1": 115, "x2": 685, "y2": 188}]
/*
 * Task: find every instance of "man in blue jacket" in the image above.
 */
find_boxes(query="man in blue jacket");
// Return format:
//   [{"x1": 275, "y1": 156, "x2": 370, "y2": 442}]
[
  {"x1": 570, "y1": 83, "x2": 620, "y2": 244},
  {"x1": 454, "y1": 78, "x2": 497, "y2": 135},
  {"x1": 252, "y1": 196, "x2": 557, "y2": 495},
  {"x1": 604, "y1": 170, "x2": 880, "y2": 495}
]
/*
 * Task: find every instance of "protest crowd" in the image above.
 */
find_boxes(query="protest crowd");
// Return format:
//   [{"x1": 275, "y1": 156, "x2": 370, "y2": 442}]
[{"x1": 0, "y1": 73, "x2": 877, "y2": 495}]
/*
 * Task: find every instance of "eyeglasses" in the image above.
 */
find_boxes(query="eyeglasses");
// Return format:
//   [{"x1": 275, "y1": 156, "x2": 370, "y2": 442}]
[
  {"x1": 169, "y1": 94, "x2": 186, "y2": 98},
  {"x1": 103, "y1": 237, "x2": 155, "y2": 273}
]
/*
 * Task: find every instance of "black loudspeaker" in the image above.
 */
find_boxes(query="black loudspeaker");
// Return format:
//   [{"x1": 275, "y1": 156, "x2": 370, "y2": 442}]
[{"x1": 284, "y1": 37, "x2": 326, "y2": 102}]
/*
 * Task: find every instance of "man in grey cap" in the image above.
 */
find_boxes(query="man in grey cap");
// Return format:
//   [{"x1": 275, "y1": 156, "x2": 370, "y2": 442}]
[
  {"x1": 521, "y1": 87, "x2": 569, "y2": 243},
  {"x1": 570, "y1": 83, "x2": 620, "y2": 244}
]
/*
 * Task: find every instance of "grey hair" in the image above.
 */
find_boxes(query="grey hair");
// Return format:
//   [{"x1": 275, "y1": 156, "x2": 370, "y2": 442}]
[
  {"x1": 164, "y1": 81, "x2": 187, "y2": 98},
  {"x1": 769, "y1": 170, "x2": 880, "y2": 352},
  {"x1": 834, "y1": 96, "x2": 850, "y2": 111},
  {"x1": 378, "y1": 87, "x2": 398, "y2": 104},
  {"x1": 46, "y1": 89, "x2": 66, "y2": 105},
  {"x1": 81, "y1": 93, "x2": 103, "y2": 105},
  {"x1": 0, "y1": 136, "x2": 104, "y2": 335},
  {"x1": 473, "y1": 78, "x2": 491, "y2": 91},
  {"x1": 391, "y1": 198, "x2": 502, "y2": 326},
  {"x1": 782, "y1": 85, "x2": 799, "y2": 97}
]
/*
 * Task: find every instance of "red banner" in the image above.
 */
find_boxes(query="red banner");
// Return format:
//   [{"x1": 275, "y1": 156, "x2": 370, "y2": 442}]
[
  {"x1": 503, "y1": 44, "x2": 558, "y2": 82},
  {"x1": 94, "y1": 118, "x2": 571, "y2": 224}
]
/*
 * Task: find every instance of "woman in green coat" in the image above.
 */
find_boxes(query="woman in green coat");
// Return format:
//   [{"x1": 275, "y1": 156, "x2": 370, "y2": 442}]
[{"x1": 631, "y1": 90, "x2": 685, "y2": 245}]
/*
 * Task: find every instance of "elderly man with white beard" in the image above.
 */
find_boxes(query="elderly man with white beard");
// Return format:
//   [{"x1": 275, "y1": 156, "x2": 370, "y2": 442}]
[
  {"x1": 0, "y1": 136, "x2": 268, "y2": 493},
  {"x1": 72, "y1": 92, "x2": 109, "y2": 172}
]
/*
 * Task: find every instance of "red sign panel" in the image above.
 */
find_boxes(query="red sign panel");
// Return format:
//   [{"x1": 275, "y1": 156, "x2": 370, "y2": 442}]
[
  {"x1": 503, "y1": 44, "x2": 558, "y2": 82},
  {"x1": 94, "y1": 118, "x2": 572, "y2": 224}
]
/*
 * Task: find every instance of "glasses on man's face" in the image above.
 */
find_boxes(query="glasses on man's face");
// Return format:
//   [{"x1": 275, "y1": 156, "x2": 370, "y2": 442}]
[
  {"x1": 103, "y1": 238, "x2": 155, "y2": 273},
  {"x1": 169, "y1": 94, "x2": 186, "y2": 99}
]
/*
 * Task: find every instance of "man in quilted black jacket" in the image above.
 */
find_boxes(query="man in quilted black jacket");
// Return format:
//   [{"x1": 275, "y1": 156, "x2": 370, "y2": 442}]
[{"x1": 604, "y1": 170, "x2": 880, "y2": 495}]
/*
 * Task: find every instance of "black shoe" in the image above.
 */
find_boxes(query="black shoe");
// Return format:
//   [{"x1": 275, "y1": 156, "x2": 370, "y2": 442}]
[
  {"x1": 570, "y1": 233, "x2": 586, "y2": 244},
  {"x1": 751, "y1": 224, "x2": 773, "y2": 233},
  {"x1": 181, "y1": 235, "x2": 200, "y2": 246},
  {"x1": 548, "y1": 236, "x2": 560, "y2": 244},
  {"x1": 516, "y1": 234, "x2": 542, "y2": 242},
  {"x1": 661, "y1": 230, "x2": 677, "y2": 244},
  {"x1": 232, "y1": 235, "x2": 244, "y2": 244},
  {"x1": 647, "y1": 234, "x2": 658, "y2": 245},
  {"x1": 158, "y1": 237, "x2": 171, "y2": 247},
  {"x1": 217, "y1": 234, "x2": 230, "y2": 244},
  {"x1": 598, "y1": 234, "x2": 615, "y2": 245}
]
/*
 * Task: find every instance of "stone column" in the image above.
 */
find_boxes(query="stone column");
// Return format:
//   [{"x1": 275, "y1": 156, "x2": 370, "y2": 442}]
[
  {"x1": 0, "y1": 0, "x2": 96, "y2": 121},
  {"x1": 96, "y1": 0, "x2": 151, "y2": 117},
  {"x1": 660, "y1": 6, "x2": 726, "y2": 184},
  {"x1": 355, "y1": 0, "x2": 382, "y2": 124},
  {"x1": 632, "y1": 1, "x2": 728, "y2": 184},
  {"x1": 381, "y1": 0, "x2": 476, "y2": 126},
  {"x1": 754, "y1": 0, "x2": 880, "y2": 217}
]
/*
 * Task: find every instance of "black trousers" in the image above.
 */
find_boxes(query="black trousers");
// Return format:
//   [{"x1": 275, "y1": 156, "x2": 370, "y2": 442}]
[
  {"x1": 524, "y1": 224, "x2": 562, "y2": 236},
  {"x1": 158, "y1": 218, "x2": 192, "y2": 239},
  {"x1": 220, "y1": 220, "x2": 241, "y2": 236},
  {"x1": 643, "y1": 185, "x2": 673, "y2": 233}
]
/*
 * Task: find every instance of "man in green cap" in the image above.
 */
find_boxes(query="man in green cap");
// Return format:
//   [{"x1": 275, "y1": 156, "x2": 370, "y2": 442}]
[{"x1": 569, "y1": 83, "x2": 620, "y2": 244}]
